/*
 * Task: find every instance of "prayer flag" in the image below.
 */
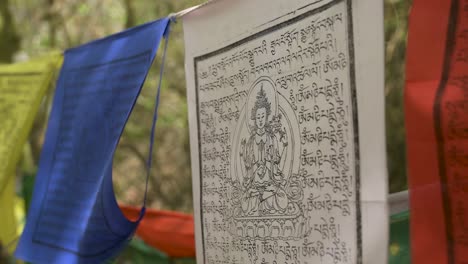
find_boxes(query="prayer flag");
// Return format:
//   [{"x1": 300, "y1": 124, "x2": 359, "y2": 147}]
[
  {"x1": 0, "y1": 55, "x2": 61, "y2": 254},
  {"x1": 388, "y1": 191, "x2": 410, "y2": 264},
  {"x1": 15, "y1": 18, "x2": 170, "y2": 264},
  {"x1": 183, "y1": 0, "x2": 387, "y2": 263},
  {"x1": 0, "y1": 173, "x2": 16, "y2": 254},
  {"x1": 120, "y1": 205, "x2": 195, "y2": 258},
  {"x1": 405, "y1": 0, "x2": 468, "y2": 263},
  {"x1": 388, "y1": 211, "x2": 410, "y2": 264},
  {"x1": 122, "y1": 238, "x2": 169, "y2": 264}
]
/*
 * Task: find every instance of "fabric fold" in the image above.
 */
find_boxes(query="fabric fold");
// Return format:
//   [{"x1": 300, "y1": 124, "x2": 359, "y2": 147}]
[{"x1": 15, "y1": 18, "x2": 170, "y2": 264}]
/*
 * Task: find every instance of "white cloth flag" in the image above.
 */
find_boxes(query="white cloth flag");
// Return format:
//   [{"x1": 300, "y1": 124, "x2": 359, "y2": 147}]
[{"x1": 183, "y1": 0, "x2": 387, "y2": 263}]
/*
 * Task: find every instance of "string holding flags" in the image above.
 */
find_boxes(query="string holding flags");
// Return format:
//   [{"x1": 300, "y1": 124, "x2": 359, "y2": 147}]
[{"x1": 15, "y1": 17, "x2": 171, "y2": 264}]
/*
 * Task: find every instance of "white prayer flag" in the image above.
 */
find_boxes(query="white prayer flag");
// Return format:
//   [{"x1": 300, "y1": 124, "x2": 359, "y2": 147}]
[{"x1": 183, "y1": 0, "x2": 387, "y2": 263}]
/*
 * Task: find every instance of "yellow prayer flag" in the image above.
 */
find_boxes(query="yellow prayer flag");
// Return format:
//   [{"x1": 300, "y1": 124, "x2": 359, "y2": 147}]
[
  {"x1": 0, "y1": 173, "x2": 16, "y2": 254},
  {"x1": 0, "y1": 54, "x2": 62, "y2": 254}
]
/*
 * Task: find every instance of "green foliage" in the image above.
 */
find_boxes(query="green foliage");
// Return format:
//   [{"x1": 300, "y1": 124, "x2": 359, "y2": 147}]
[
  {"x1": 4, "y1": 0, "x2": 206, "y2": 213},
  {"x1": 385, "y1": 0, "x2": 411, "y2": 193}
]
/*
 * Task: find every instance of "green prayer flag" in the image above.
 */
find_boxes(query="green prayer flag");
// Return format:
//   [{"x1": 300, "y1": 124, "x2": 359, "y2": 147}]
[
  {"x1": 389, "y1": 211, "x2": 410, "y2": 264},
  {"x1": 122, "y1": 239, "x2": 169, "y2": 264}
]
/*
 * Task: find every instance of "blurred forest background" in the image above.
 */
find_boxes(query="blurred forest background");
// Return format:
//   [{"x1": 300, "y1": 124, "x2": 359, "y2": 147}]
[{"x1": 0, "y1": 0, "x2": 410, "y2": 221}]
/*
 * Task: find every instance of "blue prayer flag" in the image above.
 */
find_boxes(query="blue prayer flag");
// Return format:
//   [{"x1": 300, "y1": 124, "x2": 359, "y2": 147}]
[{"x1": 15, "y1": 17, "x2": 171, "y2": 264}]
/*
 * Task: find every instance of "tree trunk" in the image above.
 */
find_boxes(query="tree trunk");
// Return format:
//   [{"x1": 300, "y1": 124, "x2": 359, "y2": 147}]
[
  {"x1": 123, "y1": 0, "x2": 136, "y2": 28},
  {"x1": 47, "y1": 0, "x2": 56, "y2": 47},
  {"x1": 0, "y1": 0, "x2": 20, "y2": 63}
]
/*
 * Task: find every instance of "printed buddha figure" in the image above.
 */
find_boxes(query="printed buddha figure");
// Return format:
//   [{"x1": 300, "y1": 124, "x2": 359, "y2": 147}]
[{"x1": 240, "y1": 86, "x2": 289, "y2": 215}]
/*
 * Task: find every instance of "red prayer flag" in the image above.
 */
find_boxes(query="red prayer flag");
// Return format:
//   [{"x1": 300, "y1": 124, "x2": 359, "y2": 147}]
[
  {"x1": 405, "y1": 0, "x2": 468, "y2": 263},
  {"x1": 120, "y1": 205, "x2": 195, "y2": 258}
]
